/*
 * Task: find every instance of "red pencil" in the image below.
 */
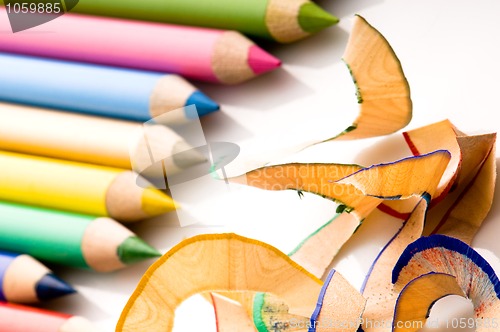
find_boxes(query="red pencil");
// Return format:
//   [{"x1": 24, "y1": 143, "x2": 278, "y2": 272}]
[{"x1": 0, "y1": 302, "x2": 97, "y2": 332}]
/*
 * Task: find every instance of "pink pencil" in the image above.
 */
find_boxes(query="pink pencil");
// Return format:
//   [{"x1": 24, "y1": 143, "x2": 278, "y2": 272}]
[{"x1": 0, "y1": 9, "x2": 281, "y2": 84}]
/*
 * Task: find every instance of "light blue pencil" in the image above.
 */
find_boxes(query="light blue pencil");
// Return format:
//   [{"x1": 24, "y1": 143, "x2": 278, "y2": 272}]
[{"x1": 0, "y1": 53, "x2": 219, "y2": 123}]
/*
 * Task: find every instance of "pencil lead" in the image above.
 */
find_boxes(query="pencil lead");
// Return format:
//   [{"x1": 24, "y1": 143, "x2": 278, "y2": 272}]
[
  {"x1": 118, "y1": 236, "x2": 162, "y2": 265},
  {"x1": 298, "y1": 3, "x2": 339, "y2": 34},
  {"x1": 141, "y1": 187, "x2": 179, "y2": 216},
  {"x1": 186, "y1": 91, "x2": 219, "y2": 117},
  {"x1": 36, "y1": 273, "x2": 76, "y2": 301},
  {"x1": 248, "y1": 45, "x2": 281, "y2": 75}
]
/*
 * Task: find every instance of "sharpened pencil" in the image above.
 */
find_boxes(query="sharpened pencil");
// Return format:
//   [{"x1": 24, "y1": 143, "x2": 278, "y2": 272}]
[
  {"x1": 0, "y1": 150, "x2": 177, "y2": 223},
  {"x1": 0, "y1": 9, "x2": 281, "y2": 84},
  {"x1": 0, "y1": 302, "x2": 97, "y2": 332},
  {"x1": 70, "y1": 0, "x2": 339, "y2": 43},
  {"x1": 0, "y1": 201, "x2": 161, "y2": 272},
  {"x1": 0, "y1": 102, "x2": 205, "y2": 174},
  {"x1": 0, "y1": 250, "x2": 75, "y2": 304},
  {"x1": 0, "y1": 53, "x2": 219, "y2": 123}
]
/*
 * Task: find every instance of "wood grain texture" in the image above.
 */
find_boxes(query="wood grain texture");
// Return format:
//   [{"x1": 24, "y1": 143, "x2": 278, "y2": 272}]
[
  {"x1": 210, "y1": 291, "x2": 310, "y2": 331},
  {"x1": 212, "y1": 31, "x2": 255, "y2": 84},
  {"x1": 360, "y1": 197, "x2": 427, "y2": 332},
  {"x1": 149, "y1": 75, "x2": 195, "y2": 122},
  {"x1": 207, "y1": 291, "x2": 310, "y2": 332},
  {"x1": 81, "y1": 218, "x2": 132, "y2": 272},
  {"x1": 254, "y1": 292, "x2": 310, "y2": 331},
  {"x1": 290, "y1": 212, "x2": 373, "y2": 279},
  {"x1": 211, "y1": 293, "x2": 257, "y2": 332},
  {"x1": 266, "y1": 0, "x2": 308, "y2": 42},
  {"x1": 337, "y1": 151, "x2": 451, "y2": 200},
  {"x1": 403, "y1": 120, "x2": 497, "y2": 244},
  {"x1": 393, "y1": 236, "x2": 500, "y2": 332},
  {"x1": 117, "y1": 233, "x2": 322, "y2": 331},
  {"x1": 208, "y1": 291, "x2": 255, "y2": 320},
  {"x1": 393, "y1": 273, "x2": 464, "y2": 332},
  {"x1": 337, "y1": 15, "x2": 412, "y2": 140},
  {"x1": 402, "y1": 119, "x2": 461, "y2": 203},
  {"x1": 423, "y1": 133, "x2": 496, "y2": 244},
  {"x1": 310, "y1": 270, "x2": 366, "y2": 332},
  {"x1": 3, "y1": 254, "x2": 50, "y2": 303}
]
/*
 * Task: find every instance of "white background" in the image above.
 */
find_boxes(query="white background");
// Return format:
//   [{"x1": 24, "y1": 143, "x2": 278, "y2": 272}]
[{"x1": 43, "y1": 0, "x2": 500, "y2": 331}]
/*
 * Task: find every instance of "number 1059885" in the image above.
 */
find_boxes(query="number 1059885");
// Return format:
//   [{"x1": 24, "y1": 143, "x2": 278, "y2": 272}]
[{"x1": 5, "y1": 2, "x2": 62, "y2": 14}]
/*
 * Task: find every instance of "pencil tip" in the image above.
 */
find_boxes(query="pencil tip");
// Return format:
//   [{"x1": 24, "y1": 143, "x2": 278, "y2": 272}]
[
  {"x1": 298, "y1": 3, "x2": 339, "y2": 34},
  {"x1": 186, "y1": 91, "x2": 220, "y2": 117},
  {"x1": 118, "y1": 236, "x2": 162, "y2": 265},
  {"x1": 248, "y1": 45, "x2": 282, "y2": 75},
  {"x1": 142, "y1": 187, "x2": 179, "y2": 216},
  {"x1": 36, "y1": 273, "x2": 76, "y2": 301}
]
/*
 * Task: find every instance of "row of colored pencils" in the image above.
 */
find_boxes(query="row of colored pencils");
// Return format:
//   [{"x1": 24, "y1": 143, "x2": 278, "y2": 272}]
[{"x1": 0, "y1": 0, "x2": 338, "y2": 329}]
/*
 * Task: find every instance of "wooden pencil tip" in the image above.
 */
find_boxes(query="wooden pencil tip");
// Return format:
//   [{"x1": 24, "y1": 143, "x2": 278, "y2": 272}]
[
  {"x1": 118, "y1": 236, "x2": 162, "y2": 265},
  {"x1": 298, "y1": 2, "x2": 339, "y2": 34},
  {"x1": 36, "y1": 273, "x2": 76, "y2": 301},
  {"x1": 141, "y1": 188, "x2": 179, "y2": 216},
  {"x1": 248, "y1": 45, "x2": 282, "y2": 75}
]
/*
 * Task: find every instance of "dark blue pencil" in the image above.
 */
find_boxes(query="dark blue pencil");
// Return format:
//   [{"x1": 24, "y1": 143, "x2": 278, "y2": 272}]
[{"x1": 0, "y1": 250, "x2": 75, "y2": 304}]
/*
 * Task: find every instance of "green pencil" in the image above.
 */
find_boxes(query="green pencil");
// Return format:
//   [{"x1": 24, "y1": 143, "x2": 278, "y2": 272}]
[
  {"x1": 70, "y1": 0, "x2": 339, "y2": 43},
  {"x1": 0, "y1": 201, "x2": 161, "y2": 272}
]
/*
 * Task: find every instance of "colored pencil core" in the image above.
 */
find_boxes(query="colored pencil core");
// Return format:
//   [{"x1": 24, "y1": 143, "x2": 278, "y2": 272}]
[
  {"x1": 141, "y1": 188, "x2": 178, "y2": 216},
  {"x1": 298, "y1": 3, "x2": 339, "y2": 34},
  {"x1": 35, "y1": 273, "x2": 76, "y2": 301},
  {"x1": 247, "y1": 45, "x2": 282, "y2": 75},
  {"x1": 185, "y1": 91, "x2": 220, "y2": 117},
  {"x1": 118, "y1": 236, "x2": 162, "y2": 265}
]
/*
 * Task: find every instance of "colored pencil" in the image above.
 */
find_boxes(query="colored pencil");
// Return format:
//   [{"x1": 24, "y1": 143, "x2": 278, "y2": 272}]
[
  {"x1": 0, "y1": 150, "x2": 177, "y2": 223},
  {"x1": 0, "y1": 250, "x2": 75, "y2": 304},
  {"x1": 0, "y1": 53, "x2": 219, "y2": 123},
  {"x1": 0, "y1": 201, "x2": 161, "y2": 272},
  {"x1": 69, "y1": 0, "x2": 339, "y2": 43},
  {"x1": 0, "y1": 102, "x2": 205, "y2": 174},
  {"x1": 0, "y1": 302, "x2": 97, "y2": 332},
  {"x1": 0, "y1": 10, "x2": 281, "y2": 84}
]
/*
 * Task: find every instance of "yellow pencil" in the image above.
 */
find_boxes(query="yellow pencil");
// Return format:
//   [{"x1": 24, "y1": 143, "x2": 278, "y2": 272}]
[{"x1": 0, "y1": 151, "x2": 177, "y2": 223}]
